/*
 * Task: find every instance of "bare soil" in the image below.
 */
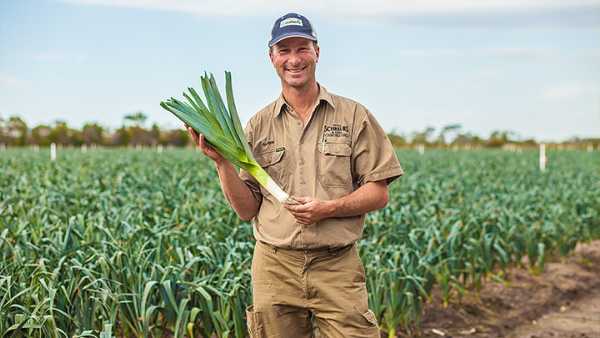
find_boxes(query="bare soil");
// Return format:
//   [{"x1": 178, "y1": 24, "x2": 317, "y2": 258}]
[{"x1": 405, "y1": 240, "x2": 600, "y2": 338}]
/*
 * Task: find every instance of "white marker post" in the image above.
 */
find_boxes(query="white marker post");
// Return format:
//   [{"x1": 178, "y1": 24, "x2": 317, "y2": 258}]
[
  {"x1": 418, "y1": 144, "x2": 425, "y2": 155},
  {"x1": 157, "y1": 144, "x2": 163, "y2": 153},
  {"x1": 587, "y1": 144, "x2": 593, "y2": 152},
  {"x1": 50, "y1": 143, "x2": 57, "y2": 161},
  {"x1": 539, "y1": 143, "x2": 546, "y2": 172},
  {"x1": 82, "y1": 144, "x2": 87, "y2": 153}
]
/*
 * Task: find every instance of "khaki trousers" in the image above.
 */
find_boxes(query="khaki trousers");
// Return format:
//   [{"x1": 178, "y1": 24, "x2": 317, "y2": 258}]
[{"x1": 246, "y1": 241, "x2": 380, "y2": 338}]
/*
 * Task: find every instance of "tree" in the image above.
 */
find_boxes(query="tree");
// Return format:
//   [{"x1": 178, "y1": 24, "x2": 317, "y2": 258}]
[
  {"x1": 150, "y1": 123, "x2": 161, "y2": 145},
  {"x1": 124, "y1": 111, "x2": 147, "y2": 127},
  {"x1": 387, "y1": 129, "x2": 407, "y2": 148},
  {"x1": 487, "y1": 130, "x2": 517, "y2": 148},
  {"x1": 437, "y1": 124, "x2": 462, "y2": 146},
  {"x1": 110, "y1": 126, "x2": 130, "y2": 146},
  {"x1": 412, "y1": 126, "x2": 436, "y2": 146},
  {"x1": 49, "y1": 121, "x2": 73, "y2": 145},
  {"x1": 30, "y1": 125, "x2": 52, "y2": 146},
  {"x1": 82, "y1": 123, "x2": 105, "y2": 145},
  {"x1": 7, "y1": 116, "x2": 28, "y2": 146},
  {"x1": 0, "y1": 116, "x2": 6, "y2": 145},
  {"x1": 163, "y1": 129, "x2": 189, "y2": 147}
]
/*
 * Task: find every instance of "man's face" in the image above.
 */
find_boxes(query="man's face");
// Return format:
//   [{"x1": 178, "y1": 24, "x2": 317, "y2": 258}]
[{"x1": 269, "y1": 37, "x2": 320, "y2": 89}]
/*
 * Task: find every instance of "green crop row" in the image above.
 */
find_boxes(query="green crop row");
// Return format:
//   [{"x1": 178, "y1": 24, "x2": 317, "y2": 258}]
[{"x1": 1, "y1": 149, "x2": 599, "y2": 337}]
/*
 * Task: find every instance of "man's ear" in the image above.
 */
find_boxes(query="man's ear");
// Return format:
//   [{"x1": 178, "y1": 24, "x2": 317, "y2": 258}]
[{"x1": 315, "y1": 44, "x2": 320, "y2": 62}]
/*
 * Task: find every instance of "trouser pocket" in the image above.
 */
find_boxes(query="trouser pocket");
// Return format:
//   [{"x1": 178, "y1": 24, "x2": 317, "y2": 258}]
[
  {"x1": 360, "y1": 308, "x2": 379, "y2": 327},
  {"x1": 246, "y1": 305, "x2": 265, "y2": 338}
]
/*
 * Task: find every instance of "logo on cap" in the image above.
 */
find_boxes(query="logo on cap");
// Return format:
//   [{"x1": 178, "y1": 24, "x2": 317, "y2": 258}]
[
  {"x1": 269, "y1": 12, "x2": 317, "y2": 47},
  {"x1": 280, "y1": 17, "x2": 303, "y2": 28}
]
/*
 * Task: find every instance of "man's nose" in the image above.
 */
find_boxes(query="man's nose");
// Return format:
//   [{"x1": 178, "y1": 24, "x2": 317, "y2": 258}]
[{"x1": 288, "y1": 52, "x2": 302, "y2": 66}]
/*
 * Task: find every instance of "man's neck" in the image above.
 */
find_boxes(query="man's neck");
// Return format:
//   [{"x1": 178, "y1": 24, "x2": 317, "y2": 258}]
[{"x1": 282, "y1": 81, "x2": 319, "y2": 121}]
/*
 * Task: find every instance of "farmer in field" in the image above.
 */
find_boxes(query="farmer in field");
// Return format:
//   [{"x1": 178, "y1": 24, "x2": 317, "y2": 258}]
[{"x1": 186, "y1": 12, "x2": 403, "y2": 337}]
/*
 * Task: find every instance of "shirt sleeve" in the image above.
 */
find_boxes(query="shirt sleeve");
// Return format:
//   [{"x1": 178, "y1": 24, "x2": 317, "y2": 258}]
[
  {"x1": 352, "y1": 108, "x2": 404, "y2": 186},
  {"x1": 238, "y1": 119, "x2": 263, "y2": 204}
]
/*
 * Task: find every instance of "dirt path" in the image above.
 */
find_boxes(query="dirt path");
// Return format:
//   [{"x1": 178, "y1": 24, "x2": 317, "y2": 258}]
[
  {"x1": 507, "y1": 288, "x2": 600, "y2": 338},
  {"x1": 412, "y1": 240, "x2": 600, "y2": 338}
]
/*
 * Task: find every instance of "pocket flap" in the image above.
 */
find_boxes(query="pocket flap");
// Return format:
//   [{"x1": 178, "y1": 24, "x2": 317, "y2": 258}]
[
  {"x1": 256, "y1": 148, "x2": 285, "y2": 167},
  {"x1": 318, "y1": 142, "x2": 351, "y2": 157},
  {"x1": 361, "y1": 309, "x2": 378, "y2": 326}
]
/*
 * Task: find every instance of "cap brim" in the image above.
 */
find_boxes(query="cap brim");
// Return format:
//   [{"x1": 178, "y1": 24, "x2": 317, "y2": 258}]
[{"x1": 269, "y1": 33, "x2": 317, "y2": 47}]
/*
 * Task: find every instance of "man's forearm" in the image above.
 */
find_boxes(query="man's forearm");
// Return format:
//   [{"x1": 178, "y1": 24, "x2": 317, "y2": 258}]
[
  {"x1": 327, "y1": 181, "x2": 389, "y2": 218},
  {"x1": 214, "y1": 160, "x2": 260, "y2": 221}
]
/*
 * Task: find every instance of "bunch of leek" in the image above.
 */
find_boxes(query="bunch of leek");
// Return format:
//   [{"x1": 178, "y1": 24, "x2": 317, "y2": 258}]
[{"x1": 160, "y1": 71, "x2": 293, "y2": 204}]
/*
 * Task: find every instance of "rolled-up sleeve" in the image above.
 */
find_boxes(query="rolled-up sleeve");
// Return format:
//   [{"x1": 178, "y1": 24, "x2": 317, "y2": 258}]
[
  {"x1": 238, "y1": 120, "x2": 263, "y2": 203},
  {"x1": 352, "y1": 108, "x2": 404, "y2": 186}
]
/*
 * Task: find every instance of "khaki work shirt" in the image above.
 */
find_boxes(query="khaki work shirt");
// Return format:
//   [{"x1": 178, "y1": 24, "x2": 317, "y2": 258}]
[{"x1": 239, "y1": 85, "x2": 403, "y2": 249}]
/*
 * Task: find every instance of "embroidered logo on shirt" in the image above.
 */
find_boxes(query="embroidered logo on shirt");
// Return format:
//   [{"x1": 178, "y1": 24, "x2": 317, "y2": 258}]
[{"x1": 323, "y1": 124, "x2": 349, "y2": 138}]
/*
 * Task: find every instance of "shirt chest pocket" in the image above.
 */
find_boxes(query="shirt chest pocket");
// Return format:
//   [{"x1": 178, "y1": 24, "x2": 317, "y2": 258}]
[
  {"x1": 255, "y1": 148, "x2": 287, "y2": 190},
  {"x1": 317, "y1": 141, "x2": 353, "y2": 189}
]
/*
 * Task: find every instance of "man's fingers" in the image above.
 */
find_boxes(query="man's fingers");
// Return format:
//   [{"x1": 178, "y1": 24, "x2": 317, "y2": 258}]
[
  {"x1": 294, "y1": 196, "x2": 312, "y2": 204},
  {"x1": 289, "y1": 211, "x2": 311, "y2": 219},
  {"x1": 287, "y1": 210, "x2": 313, "y2": 224},
  {"x1": 296, "y1": 218, "x2": 312, "y2": 225},
  {"x1": 186, "y1": 126, "x2": 199, "y2": 144},
  {"x1": 199, "y1": 134, "x2": 213, "y2": 150},
  {"x1": 285, "y1": 203, "x2": 311, "y2": 212},
  {"x1": 290, "y1": 211, "x2": 310, "y2": 217},
  {"x1": 283, "y1": 204, "x2": 296, "y2": 211}
]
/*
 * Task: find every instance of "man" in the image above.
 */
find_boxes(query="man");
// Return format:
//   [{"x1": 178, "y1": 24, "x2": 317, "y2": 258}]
[{"x1": 186, "y1": 12, "x2": 403, "y2": 338}]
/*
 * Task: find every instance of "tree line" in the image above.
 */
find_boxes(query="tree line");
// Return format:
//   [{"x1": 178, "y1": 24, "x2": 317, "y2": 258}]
[
  {"x1": 1, "y1": 113, "x2": 188, "y2": 147},
  {"x1": 1, "y1": 113, "x2": 598, "y2": 150}
]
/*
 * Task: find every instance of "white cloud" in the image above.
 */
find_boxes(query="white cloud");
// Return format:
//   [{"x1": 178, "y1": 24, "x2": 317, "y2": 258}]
[
  {"x1": 542, "y1": 83, "x2": 600, "y2": 100},
  {"x1": 60, "y1": 0, "x2": 600, "y2": 17}
]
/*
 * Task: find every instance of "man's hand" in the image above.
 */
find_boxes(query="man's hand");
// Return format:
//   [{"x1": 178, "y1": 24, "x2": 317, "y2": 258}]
[
  {"x1": 185, "y1": 124, "x2": 225, "y2": 164},
  {"x1": 284, "y1": 197, "x2": 335, "y2": 225}
]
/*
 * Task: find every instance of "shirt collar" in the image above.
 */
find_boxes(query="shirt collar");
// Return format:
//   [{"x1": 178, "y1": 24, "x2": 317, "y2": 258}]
[{"x1": 274, "y1": 83, "x2": 336, "y2": 118}]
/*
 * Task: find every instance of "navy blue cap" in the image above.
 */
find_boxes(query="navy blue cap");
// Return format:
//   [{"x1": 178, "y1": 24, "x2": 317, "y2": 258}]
[{"x1": 269, "y1": 13, "x2": 317, "y2": 47}]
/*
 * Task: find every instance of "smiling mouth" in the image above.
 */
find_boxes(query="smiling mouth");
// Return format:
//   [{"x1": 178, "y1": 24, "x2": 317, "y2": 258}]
[{"x1": 285, "y1": 66, "x2": 307, "y2": 73}]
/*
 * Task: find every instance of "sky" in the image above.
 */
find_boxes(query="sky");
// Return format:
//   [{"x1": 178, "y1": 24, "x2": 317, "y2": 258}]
[{"x1": 1, "y1": 0, "x2": 599, "y2": 142}]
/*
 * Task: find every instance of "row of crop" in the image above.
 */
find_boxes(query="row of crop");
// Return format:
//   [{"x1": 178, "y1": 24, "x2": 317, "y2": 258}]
[{"x1": 1, "y1": 149, "x2": 599, "y2": 337}]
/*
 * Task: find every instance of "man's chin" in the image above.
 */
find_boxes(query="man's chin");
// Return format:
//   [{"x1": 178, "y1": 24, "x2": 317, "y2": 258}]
[{"x1": 284, "y1": 78, "x2": 309, "y2": 89}]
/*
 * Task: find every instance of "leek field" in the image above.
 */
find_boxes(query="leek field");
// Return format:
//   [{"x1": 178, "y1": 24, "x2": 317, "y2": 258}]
[{"x1": 1, "y1": 148, "x2": 599, "y2": 337}]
